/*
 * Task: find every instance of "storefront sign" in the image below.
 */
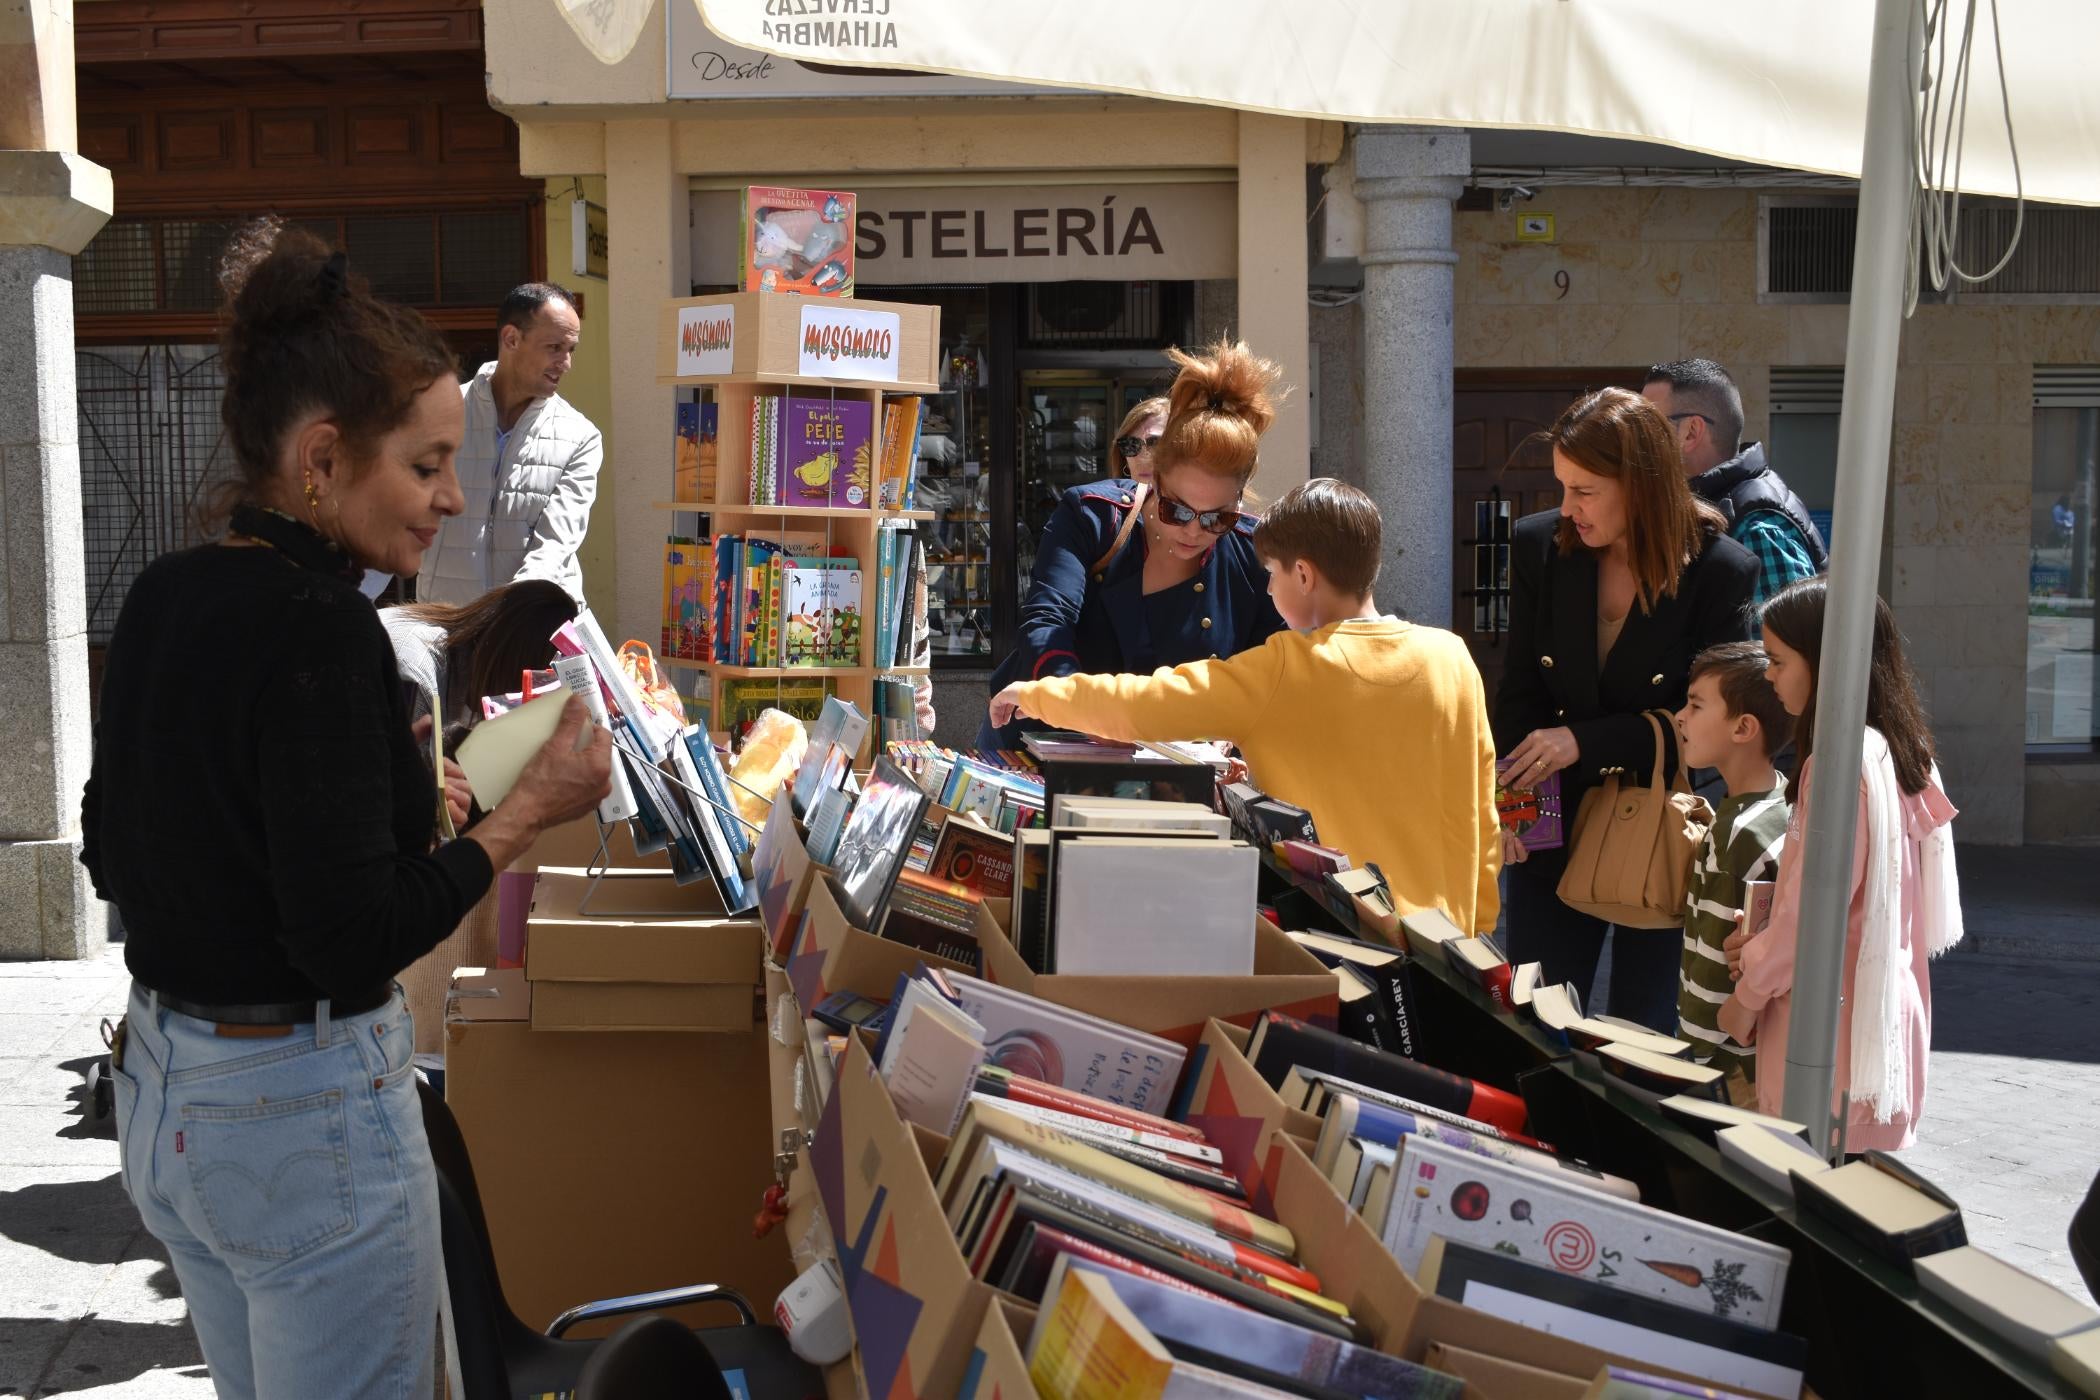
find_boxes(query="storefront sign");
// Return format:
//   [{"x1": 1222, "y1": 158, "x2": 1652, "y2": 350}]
[
  {"x1": 675, "y1": 303, "x2": 737, "y2": 377},
  {"x1": 668, "y1": 6, "x2": 1052, "y2": 99},
  {"x1": 798, "y1": 303, "x2": 901, "y2": 381},
  {"x1": 571, "y1": 199, "x2": 609, "y2": 279},
  {"x1": 691, "y1": 184, "x2": 1237, "y2": 284}
]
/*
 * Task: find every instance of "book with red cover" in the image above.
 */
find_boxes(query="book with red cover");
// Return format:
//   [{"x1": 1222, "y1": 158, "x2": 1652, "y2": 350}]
[
  {"x1": 1441, "y1": 935, "x2": 1515, "y2": 1013},
  {"x1": 1245, "y1": 1010, "x2": 1528, "y2": 1137},
  {"x1": 974, "y1": 1065, "x2": 1211, "y2": 1146}
]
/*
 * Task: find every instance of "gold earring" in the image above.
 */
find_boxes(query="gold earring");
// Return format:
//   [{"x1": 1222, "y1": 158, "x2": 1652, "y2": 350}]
[{"x1": 303, "y1": 469, "x2": 323, "y2": 529}]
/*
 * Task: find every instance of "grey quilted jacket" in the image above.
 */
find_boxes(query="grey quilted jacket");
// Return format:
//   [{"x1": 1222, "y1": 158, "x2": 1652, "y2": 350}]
[{"x1": 416, "y1": 362, "x2": 601, "y2": 605}]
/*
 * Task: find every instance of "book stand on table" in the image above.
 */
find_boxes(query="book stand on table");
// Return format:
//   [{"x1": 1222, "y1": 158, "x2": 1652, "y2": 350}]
[{"x1": 572, "y1": 731, "x2": 770, "y2": 918}]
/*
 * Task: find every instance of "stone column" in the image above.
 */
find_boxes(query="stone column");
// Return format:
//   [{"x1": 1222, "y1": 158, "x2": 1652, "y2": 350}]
[
  {"x1": 0, "y1": 150, "x2": 112, "y2": 958},
  {"x1": 1354, "y1": 128, "x2": 1469, "y2": 627},
  {"x1": 603, "y1": 118, "x2": 685, "y2": 646},
  {"x1": 1236, "y1": 113, "x2": 1312, "y2": 504}
]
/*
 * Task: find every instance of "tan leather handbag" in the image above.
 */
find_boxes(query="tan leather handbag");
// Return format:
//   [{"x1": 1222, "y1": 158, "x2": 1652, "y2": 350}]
[{"x1": 1555, "y1": 711, "x2": 1713, "y2": 929}]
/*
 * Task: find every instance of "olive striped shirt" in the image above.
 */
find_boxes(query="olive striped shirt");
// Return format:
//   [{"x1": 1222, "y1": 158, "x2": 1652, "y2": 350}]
[{"x1": 1678, "y1": 780, "x2": 1791, "y2": 1080}]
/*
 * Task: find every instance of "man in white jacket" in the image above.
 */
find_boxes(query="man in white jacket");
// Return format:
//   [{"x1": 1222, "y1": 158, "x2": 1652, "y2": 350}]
[{"x1": 416, "y1": 283, "x2": 601, "y2": 605}]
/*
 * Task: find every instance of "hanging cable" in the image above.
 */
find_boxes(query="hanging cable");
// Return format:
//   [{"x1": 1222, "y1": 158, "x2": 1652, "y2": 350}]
[{"x1": 1906, "y1": 0, "x2": 2025, "y2": 316}]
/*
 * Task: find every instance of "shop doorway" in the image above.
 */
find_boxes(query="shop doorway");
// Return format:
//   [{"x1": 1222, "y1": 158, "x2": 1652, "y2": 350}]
[{"x1": 1452, "y1": 369, "x2": 1642, "y2": 703}]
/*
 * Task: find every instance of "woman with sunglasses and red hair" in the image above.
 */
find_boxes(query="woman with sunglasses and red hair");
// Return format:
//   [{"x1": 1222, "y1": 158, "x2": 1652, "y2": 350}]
[{"x1": 978, "y1": 341, "x2": 1287, "y2": 751}]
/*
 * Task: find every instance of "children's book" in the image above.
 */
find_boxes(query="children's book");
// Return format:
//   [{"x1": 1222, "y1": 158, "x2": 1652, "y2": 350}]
[
  {"x1": 660, "y1": 536, "x2": 712, "y2": 661},
  {"x1": 782, "y1": 564, "x2": 864, "y2": 667},
  {"x1": 782, "y1": 396, "x2": 875, "y2": 509},
  {"x1": 673, "y1": 402, "x2": 703, "y2": 501}
]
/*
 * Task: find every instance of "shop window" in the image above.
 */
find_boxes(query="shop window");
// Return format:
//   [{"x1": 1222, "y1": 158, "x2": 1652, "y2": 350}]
[{"x1": 2028, "y1": 367, "x2": 2100, "y2": 753}]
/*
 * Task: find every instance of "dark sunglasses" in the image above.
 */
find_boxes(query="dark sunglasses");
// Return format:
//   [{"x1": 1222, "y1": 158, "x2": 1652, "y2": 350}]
[
  {"x1": 1115, "y1": 434, "x2": 1161, "y2": 458},
  {"x1": 1151, "y1": 486, "x2": 1242, "y2": 536}
]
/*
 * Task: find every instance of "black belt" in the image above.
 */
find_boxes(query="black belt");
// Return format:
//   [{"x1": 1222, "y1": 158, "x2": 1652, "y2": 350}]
[{"x1": 152, "y1": 985, "x2": 392, "y2": 1026}]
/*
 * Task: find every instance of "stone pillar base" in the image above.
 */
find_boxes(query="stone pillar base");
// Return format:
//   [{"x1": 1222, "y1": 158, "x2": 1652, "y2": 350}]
[{"x1": 0, "y1": 835, "x2": 108, "y2": 960}]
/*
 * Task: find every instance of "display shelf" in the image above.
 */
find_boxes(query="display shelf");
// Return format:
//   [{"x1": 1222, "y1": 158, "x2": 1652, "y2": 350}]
[
  {"x1": 653, "y1": 500, "x2": 935, "y2": 522},
  {"x1": 661, "y1": 659, "x2": 930, "y2": 678},
  {"x1": 662, "y1": 369, "x2": 939, "y2": 394}
]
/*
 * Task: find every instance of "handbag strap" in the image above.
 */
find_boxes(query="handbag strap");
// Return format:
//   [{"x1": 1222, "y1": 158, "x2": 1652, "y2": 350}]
[
  {"x1": 1092, "y1": 482, "x2": 1150, "y2": 579},
  {"x1": 1640, "y1": 709, "x2": 1687, "y2": 794}
]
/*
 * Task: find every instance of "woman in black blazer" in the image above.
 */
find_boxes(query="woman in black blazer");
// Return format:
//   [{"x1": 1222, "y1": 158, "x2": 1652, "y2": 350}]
[{"x1": 1495, "y1": 388, "x2": 1758, "y2": 1031}]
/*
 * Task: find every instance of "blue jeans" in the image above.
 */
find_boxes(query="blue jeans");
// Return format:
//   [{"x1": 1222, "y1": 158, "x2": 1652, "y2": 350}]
[{"x1": 111, "y1": 984, "x2": 439, "y2": 1400}]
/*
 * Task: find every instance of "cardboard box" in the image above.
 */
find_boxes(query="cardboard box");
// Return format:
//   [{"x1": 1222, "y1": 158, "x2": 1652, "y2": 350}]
[
  {"x1": 525, "y1": 871, "x2": 763, "y2": 1031},
  {"x1": 1424, "y1": 1342, "x2": 1589, "y2": 1400},
  {"x1": 751, "y1": 799, "x2": 822, "y2": 964},
  {"x1": 974, "y1": 900, "x2": 1341, "y2": 1048},
  {"x1": 447, "y1": 966, "x2": 529, "y2": 1024},
  {"x1": 498, "y1": 818, "x2": 670, "y2": 966},
  {"x1": 783, "y1": 874, "x2": 979, "y2": 1025},
  {"x1": 960, "y1": 1298, "x2": 1037, "y2": 1400},
  {"x1": 441, "y1": 968, "x2": 794, "y2": 1333},
  {"x1": 1175, "y1": 1017, "x2": 1322, "y2": 1209},
  {"x1": 808, "y1": 1032, "x2": 1012, "y2": 1400}
]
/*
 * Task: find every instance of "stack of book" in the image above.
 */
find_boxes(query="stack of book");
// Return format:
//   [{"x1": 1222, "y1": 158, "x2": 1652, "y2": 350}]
[
  {"x1": 1026, "y1": 1258, "x2": 1463, "y2": 1399},
  {"x1": 870, "y1": 527, "x2": 928, "y2": 673},
  {"x1": 875, "y1": 395, "x2": 926, "y2": 510},
  {"x1": 1022, "y1": 731, "x2": 1220, "y2": 818},
  {"x1": 1003, "y1": 795, "x2": 1258, "y2": 979},
  {"x1": 709, "y1": 532, "x2": 862, "y2": 668}
]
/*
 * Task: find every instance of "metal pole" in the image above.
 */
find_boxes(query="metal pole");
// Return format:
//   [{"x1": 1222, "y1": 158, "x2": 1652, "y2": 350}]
[{"x1": 1780, "y1": 0, "x2": 1923, "y2": 1146}]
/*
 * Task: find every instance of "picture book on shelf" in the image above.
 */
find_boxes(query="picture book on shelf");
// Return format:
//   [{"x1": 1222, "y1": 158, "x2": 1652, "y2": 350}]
[
  {"x1": 672, "y1": 401, "x2": 716, "y2": 501},
  {"x1": 716, "y1": 674, "x2": 834, "y2": 740},
  {"x1": 877, "y1": 396, "x2": 925, "y2": 510},
  {"x1": 742, "y1": 184, "x2": 856, "y2": 297},
  {"x1": 660, "y1": 536, "x2": 711, "y2": 661},
  {"x1": 782, "y1": 395, "x2": 874, "y2": 508},
  {"x1": 781, "y1": 563, "x2": 863, "y2": 667}
]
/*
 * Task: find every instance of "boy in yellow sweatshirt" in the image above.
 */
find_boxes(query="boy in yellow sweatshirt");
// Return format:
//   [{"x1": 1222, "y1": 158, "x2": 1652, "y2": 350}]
[{"x1": 990, "y1": 478, "x2": 1501, "y2": 933}]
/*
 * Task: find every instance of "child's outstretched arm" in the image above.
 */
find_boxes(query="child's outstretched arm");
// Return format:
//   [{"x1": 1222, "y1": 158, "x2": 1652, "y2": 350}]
[{"x1": 988, "y1": 639, "x2": 1286, "y2": 747}]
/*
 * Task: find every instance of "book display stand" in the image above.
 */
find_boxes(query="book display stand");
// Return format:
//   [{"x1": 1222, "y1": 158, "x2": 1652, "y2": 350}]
[{"x1": 654, "y1": 292, "x2": 941, "y2": 747}]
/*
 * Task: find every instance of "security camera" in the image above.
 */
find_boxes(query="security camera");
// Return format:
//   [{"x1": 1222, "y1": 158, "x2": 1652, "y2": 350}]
[{"x1": 1494, "y1": 185, "x2": 1538, "y2": 211}]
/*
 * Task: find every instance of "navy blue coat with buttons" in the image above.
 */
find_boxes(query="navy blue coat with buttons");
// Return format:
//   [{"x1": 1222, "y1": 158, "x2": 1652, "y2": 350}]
[{"x1": 977, "y1": 479, "x2": 1286, "y2": 751}]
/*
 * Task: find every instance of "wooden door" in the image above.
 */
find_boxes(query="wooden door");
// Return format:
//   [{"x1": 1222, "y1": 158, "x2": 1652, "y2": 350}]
[{"x1": 1452, "y1": 371, "x2": 1641, "y2": 706}]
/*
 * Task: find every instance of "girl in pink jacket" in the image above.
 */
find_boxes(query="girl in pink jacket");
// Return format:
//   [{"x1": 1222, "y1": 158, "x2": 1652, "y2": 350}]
[{"x1": 1718, "y1": 578, "x2": 1962, "y2": 1154}]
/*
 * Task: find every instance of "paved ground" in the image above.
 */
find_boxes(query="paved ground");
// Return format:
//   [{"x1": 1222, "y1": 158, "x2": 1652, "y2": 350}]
[{"x1": 1, "y1": 844, "x2": 2094, "y2": 1395}]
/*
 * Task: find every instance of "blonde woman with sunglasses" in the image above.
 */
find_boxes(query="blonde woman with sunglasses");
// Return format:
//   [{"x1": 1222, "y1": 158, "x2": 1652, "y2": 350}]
[{"x1": 978, "y1": 342, "x2": 1287, "y2": 752}]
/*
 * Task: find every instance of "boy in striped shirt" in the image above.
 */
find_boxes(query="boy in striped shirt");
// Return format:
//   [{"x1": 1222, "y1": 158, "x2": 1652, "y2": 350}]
[{"x1": 1674, "y1": 642, "x2": 1793, "y2": 1089}]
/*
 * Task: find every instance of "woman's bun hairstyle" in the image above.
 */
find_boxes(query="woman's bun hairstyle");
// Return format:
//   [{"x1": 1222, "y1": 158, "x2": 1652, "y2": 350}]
[
  {"x1": 210, "y1": 217, "x2": 456, "y2": 523},
  {"x1": 1154, "y1": 338, "x2": 1287, "y2": 486}
]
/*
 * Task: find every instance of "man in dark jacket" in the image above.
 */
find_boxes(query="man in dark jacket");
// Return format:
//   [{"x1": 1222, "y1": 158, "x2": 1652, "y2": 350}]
[{"x1": 1644, "y1": 359, "x2": 1828, "y2": 621}]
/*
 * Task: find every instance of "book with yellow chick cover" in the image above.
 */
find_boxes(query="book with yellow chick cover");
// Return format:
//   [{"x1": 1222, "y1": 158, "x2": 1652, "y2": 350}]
[{"x1": 783, "y1": 395, "x2": 874, "y2": 508}]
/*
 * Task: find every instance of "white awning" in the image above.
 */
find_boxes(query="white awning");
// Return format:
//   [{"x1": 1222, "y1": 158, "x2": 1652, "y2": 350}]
[{"x1": 692, "y1": 0, "x2": 2098, "y2": 207}]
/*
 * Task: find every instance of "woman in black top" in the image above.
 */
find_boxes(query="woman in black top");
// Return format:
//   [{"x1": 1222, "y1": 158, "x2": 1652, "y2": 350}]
[
  {"x1": 82, "y1": 220, "x2": 609, "y2": 1399},
  {"x1": 1495, "y1": 388, "x2": 1757, "y2": 1032}
]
